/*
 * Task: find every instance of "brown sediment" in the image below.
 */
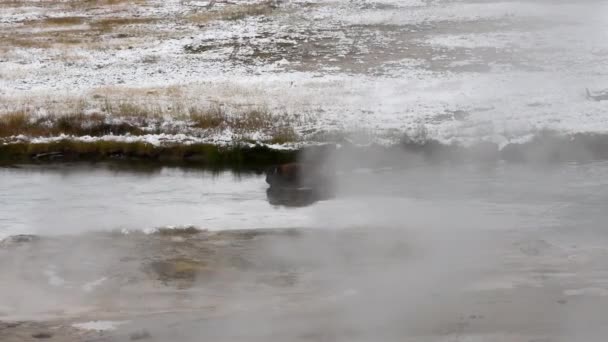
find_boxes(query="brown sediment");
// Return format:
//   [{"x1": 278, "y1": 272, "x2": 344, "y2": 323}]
[
  {"x1": 154, "y1": 226, "x2": 203, "y2": 236},
  {"x1": 0, "y1": 227, "x2": 606, "y2": 341},
  {"x1": 147, "y1": 258, "x2": 208, "y2": 285}
]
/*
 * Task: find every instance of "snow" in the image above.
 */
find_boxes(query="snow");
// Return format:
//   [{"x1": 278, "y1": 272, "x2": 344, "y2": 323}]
[
  {"x1": 564, "y1": 287, "x2": 608, "y2": 297},
  {"x1": 43, "y1": 266, "x2": 67, "y2": 287},
  {"x1": 1, "y1": 0, "x2": 608, "y2": 146},
  {"x1": 0, "y1": 133, "x2": 315, "y2": 150},
  {"x1": 72, "y1": 320, "x2": 129, "y2": 331},
  {"x1": 82, "y1": 277, "x2": 107, "y2": 293}
]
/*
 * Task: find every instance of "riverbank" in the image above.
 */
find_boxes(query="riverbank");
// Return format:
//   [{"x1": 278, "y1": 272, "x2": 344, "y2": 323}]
[
  {"x1": 0, "y1": 140, "x2": 298, "y2": 169},
  {"x1": 2, "y1": 131, "x2": 608, "y2": 170}
]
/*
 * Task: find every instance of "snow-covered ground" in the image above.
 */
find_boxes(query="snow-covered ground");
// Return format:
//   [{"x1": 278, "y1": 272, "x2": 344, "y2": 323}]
[{"x1": 1, "y1": 0, "x2": 608, "y2": 146}]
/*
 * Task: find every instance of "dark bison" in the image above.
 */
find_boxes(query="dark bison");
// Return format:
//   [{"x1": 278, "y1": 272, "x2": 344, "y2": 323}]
[
  {"x1": 265, "y1": 162, "x2": 332, "y2": 189},
  {"x1": 265, "y1": 163, "x2": 334, "y2": 206},
  {"x1": 265, "y1": 163, "x2": 301, "y2": 188}
]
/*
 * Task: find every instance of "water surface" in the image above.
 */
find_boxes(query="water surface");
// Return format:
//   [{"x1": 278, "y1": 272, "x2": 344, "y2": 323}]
[{"x1": 1, "y1": 161, "x2": 607, "y2": 242}]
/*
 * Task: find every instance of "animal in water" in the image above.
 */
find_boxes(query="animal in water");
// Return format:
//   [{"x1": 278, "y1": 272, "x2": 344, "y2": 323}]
[
  {"x1": 586, "y1": 88, "x2": 608, "y2": 101},
  {"x1": 265, "y1": 162, "x2": 332, "y2": 189},
  {"x1": 266, "y1": 163, "x2": 301, "y2": 188},
  {"x1": 265, "y1": 162, "x2": 335, "y2": 206}
]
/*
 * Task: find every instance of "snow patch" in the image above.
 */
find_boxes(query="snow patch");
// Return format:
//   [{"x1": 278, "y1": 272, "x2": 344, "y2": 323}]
[{"x1": 72, "y1": 320, "x2": 130, "y2": 331}]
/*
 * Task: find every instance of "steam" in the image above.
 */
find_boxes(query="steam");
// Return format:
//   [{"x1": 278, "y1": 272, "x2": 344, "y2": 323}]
[{"x1": 1, "y1": 0, "x2": 608, "y2": 341}]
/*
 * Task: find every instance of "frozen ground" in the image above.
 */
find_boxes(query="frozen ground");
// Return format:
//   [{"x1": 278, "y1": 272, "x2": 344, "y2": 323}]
[{"x1": 1, "y1": 0, "x2": 608, "y2": 146}]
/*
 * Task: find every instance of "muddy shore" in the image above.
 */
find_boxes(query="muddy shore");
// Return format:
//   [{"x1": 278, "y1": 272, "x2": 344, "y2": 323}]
[{"x1": 2, "y1": 226, "x2": 608, "y2": 342}]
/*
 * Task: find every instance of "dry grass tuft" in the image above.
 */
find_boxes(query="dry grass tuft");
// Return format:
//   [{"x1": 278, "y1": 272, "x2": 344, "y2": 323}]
[
  {"x1": 0, "y1": 111, "x2": 30, "y2": 137},
  {"x1": 189, "y1": 106, "x2": 226, "y2": 129},
  {"x1": 0, "y1": 111, "x2": 142, "y2": 138},
  {"x1": 102, "y1": 100, "x2": 162, "y2": 118},
  {"x1": 188, "y1": 106, "x2": 276, "y2": 131},
  {"x1": 233, "y1": 109, "x2": 273, "y2": 131},
  {"x1": 270, "y1": 125, "x2": 299, "y2": 144}
]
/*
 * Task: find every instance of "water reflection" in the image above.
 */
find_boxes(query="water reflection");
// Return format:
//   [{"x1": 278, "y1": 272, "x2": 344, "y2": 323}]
[
  {"x1": 266, "y1": 186, "x2": 333, "y2": 207},
  {"x1": 0, "y1": 164, "x2": 313, "y2": 238},
  {"x1": 264, "y1": 162, "x2": 335, "y2": 207}
]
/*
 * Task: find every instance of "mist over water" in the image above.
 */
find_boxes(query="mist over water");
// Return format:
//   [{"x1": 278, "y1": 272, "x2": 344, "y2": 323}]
[{"x1": 2, "y1": 158, "x2": 608, "y2": 340}]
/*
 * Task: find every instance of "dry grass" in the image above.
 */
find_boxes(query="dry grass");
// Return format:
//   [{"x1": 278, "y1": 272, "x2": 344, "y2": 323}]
[
  {"x1": 90, "y1": 17, "x2": 159, "y2": 33},
  {"x1": 233, "y1": 109, "x2": 274, "y2": 131},
  {"x1": 8, "y1": 16, "x2": 159, "y2": 49},
  {"x1": 188, "y1": 1, "x2": 276, "y2": 23},
  {"x1": 0, "y1": 110, "x2": 142, "y2": 138},
  {"x1": 102, "y1": 100, "x2": 163, "y2": 118},
  {"x1": 39, "y1": 16, "x2": 86, "y2": 26},
  {"x1": 0, "y1": 0, "x2": 56, "y2": 7},
  {"x1": 9, "y1": 9, "x2": 161, "y2": 49},
  {"x1": 0, "y1": 111, "x2": 30, "y2": 137},
  {"x1": 3, "y1": 34, "x2": 89, "y2": 49},
  {"x1": 94, "y1": 85, "x2": 186, "y2": 99},
  {"x1": 1, "y1": 95, "x2": 305, "y2": 144},
  {"x1": 269, "y1": 125, "x2": 299, "y2": 144},
  {"x1": 2, "y1": 28, "x2": 98, "y2": 48},
  {"x1": 188, "y1": 106, "x2": 285, "y2": 133},
  {"x1": 188, "y1": 106, "x2": 225, "y2": 129},
  {"x1": 190, "y1": 106, "x2": 300, "y2": 143},
  {"x1": 1, "y1": 36, "x2": 52, "y2": 48},
  {"x1": 3, "y1": 0, "x2": 272, "y2": 51}
]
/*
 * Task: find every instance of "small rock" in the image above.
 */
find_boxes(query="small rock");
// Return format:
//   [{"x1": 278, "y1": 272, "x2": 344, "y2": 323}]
[
  {"x1": 1, "y1": 234, "x2": 40, "y2": 247},
  {"x1": 32, "y1": 332, "x2": 53, "y2": 339},
  {"x1": 0, "y1": 322, "x2": 22, "y2": 329}
]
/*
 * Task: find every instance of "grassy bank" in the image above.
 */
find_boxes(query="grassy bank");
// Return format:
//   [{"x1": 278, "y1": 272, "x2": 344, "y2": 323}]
[
  {"x1": 3, "y1": 131, "x2": 608, "y2": 170},
  {"x1": 0, "y1": 140, "x2": 298, "y2": 169},
  {"x1": 0, "y1": 106, "x2": 301, "y2": 145}
]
